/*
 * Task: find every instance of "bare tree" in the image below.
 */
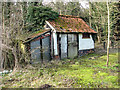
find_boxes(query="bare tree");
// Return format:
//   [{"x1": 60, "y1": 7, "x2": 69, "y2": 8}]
[
  {"x1": 1, "y1": 2, "x2": 28, "y2": 70},
  {"x1": 0, "y1": 2, "x2": 2, "y2": 69},
  {"x1": 106, "y1": 0, "x2": 110, "y2": 67}
]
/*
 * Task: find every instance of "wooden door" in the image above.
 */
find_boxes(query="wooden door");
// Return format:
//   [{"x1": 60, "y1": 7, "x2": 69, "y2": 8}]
[
  {"x1": 30, "y1": 40, "x2": 41, "y2": 63},
  {"x1": 68, "y1": 34, "x2": 78, "y2": 58},
  {"x1": 60, "y1": 34, "x2": 67, "y2": 59}
]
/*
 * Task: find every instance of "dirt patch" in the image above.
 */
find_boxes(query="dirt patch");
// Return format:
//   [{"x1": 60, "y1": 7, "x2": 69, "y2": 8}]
[{"x1": 39, "y1": 84, "x2": 52, "y2": 88}]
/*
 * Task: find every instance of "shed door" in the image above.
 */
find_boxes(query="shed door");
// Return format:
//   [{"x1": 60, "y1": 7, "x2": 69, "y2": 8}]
[
  {"x1": 30, "y1": 40, "x2": 41, "y2": 63},
  {"x1": 42, "y1": 36, "x2": 51, "y2": 61},
  {"x1": 60, "y1": 34, "x2": 67, "y2": 59},
  {"x1": 68, "y1": 34, "x2": 78, "y2": 58}
]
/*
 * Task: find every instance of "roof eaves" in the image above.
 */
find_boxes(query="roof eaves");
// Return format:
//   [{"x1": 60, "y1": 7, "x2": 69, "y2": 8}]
[
  {"x1": 46, "y1": 21, "x2": 56, "y2": 32},
  {"x1": 86, "y1": 22, "x2": 97, "y2": 33},
  {"x1": 23, "y1": 30, "x2": 51, "y2": 44}
]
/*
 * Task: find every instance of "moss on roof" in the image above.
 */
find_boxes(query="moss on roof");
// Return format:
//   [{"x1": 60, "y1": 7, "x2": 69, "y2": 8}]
[
  {"x1": 19, "y1": 29, "x2": 50, "y2": 42},
  {"x1": 48, "y1": 15, "x2": 97, "y2": 33}
]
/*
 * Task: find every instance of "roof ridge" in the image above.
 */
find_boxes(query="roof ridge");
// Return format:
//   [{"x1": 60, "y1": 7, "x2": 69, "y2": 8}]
[{"x1": 59, "y1": 14, "x2": 80, "y2": 18}]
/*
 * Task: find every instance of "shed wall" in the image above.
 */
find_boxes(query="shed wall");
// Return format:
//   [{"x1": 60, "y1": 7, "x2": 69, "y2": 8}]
[
  {"x1": 79, "y1": 34, "x2": 94, "y2": 50},
  {"x1": 30, "y1": 32, "x2": 51, "y2": 63}
]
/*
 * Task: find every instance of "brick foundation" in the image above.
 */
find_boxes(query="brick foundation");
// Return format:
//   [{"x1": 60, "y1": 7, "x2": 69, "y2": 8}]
[
  {"x1": 54, "y1": 55, "x2": 59, "y2": 59},
  {"x1": 78, "y1": 49, "x2": 94, "y2": 56}
]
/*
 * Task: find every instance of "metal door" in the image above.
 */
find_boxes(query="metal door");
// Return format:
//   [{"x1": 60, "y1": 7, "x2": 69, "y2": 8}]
[
  {"x1": 68, "y1": 34, "x2": 78, "y2": 58},
  {"x1": 30, "y1": 40, "x2": 41, "y2": 63},
  {"x1": 60, "y1": 34, "x2": 67, "y2": 59},
  {"x1": 42, "y1": 36, "x2": 51, "y2": 61}
]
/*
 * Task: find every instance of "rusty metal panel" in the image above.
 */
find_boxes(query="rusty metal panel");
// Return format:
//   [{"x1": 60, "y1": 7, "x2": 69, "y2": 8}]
[
  {"x1": 30, "y1": 40, "x2": 41, "y2": 63},
  {"x1": 60, "y1": 34, "x2": 67, "y2": 59},
  {"x1": 68, "y1": 34, "x2": 78, "y2": 58},
  {"x1": 42, "y1": 36, "x2": 51, "y2": 61}
]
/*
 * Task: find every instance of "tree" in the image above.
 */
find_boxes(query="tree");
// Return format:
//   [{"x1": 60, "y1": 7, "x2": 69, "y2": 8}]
[
  {"x1": 89, "y1": 1, "x2": 119, "y2": 66},
  {"x1": 46, "y1": 2, "x2": 89, "y2": 22},
  {"x1": 26, "y1": 5, "x2": 59, "y2": 32},
  {"x1": 89, "y1": 2, "x2": 108, "y2": 43},
  {"x1": 106, "y1": 1, "x2": 120, "y2": 66},
  {"x1": 0, "y1": 2, "x2": 2, "y2": 69},
  {"x1": 0, "y1": 2, "x2": 58, "y2": 69},
  {"x1": 110, "y1": 2, "x2": 120, "y2": 41},
  {"x1": 106, "y1": 1, "x2": 110, "y2": 67},
  {"x1": 1, "y1": 2, "x2": 28, "y2": 69},
  {"x1": 90, "y1": 2, "x2": 119, "y2": 45}
]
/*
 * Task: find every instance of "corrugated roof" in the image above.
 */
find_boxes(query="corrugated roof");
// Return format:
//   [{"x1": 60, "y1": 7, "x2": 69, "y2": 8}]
[
  {"x1": 48, "y1": 15, "x2": 97, "y2": 33},
  {"x1": 30, "y1": 29, "x2": 50, "y2": 38},
  {"x1": 23, "y1": 29, "x2": 50, "y2": 43}
]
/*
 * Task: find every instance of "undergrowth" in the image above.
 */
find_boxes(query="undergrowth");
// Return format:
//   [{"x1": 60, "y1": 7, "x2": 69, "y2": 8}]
[{"x1": 2, "y1": 53, "x2": 119, "y2": 88}]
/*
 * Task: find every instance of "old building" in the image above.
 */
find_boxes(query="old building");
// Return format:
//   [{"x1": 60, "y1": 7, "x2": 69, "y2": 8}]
[{"x1": 23, "y1": 15, "x2": 97, "y2": 63}]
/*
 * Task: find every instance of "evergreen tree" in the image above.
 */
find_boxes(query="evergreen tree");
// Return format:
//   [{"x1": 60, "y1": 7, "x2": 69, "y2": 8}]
[{"x1": 26, "y1": 4, "x2": 59, "y2": 32}]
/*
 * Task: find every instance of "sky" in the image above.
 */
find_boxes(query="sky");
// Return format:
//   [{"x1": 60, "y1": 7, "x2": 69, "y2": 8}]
[{"x1": 43, "y1": 0, "x2": 89, "y2": 9}]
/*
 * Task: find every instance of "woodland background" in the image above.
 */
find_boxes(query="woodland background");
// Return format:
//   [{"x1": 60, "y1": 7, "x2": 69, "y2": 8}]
[{"x1": 0, "y1": 1, "x2": 119, "y2": 69}]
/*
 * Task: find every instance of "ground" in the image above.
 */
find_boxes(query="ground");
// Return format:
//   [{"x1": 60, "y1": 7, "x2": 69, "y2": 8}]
[{"x1": 1, "y1": 53, "x2": 119, "y2": 88}]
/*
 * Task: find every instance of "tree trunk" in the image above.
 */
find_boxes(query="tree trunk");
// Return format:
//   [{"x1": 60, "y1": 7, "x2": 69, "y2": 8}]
[
  {"x1": 12, "y1": 42, "x2": 20, "y2": 70},
  {"x1": 89, "y1": 2, "x2": 91, "y2": 27},
  {"x1": 0, "y1": 2, "x2": 2, "y2": 69},
  {"x1": 106, "y1": 1, "x2": 110, "y2": 67},
  {"x1": 96, "y1": 25, "x2": 101, "y2": 43},
  {"x1": 13, "y1": 49, "x2": 19, "y2": 69},
  {"x1": 1, "y1": 3, "x2": 5, "y2": 69}
]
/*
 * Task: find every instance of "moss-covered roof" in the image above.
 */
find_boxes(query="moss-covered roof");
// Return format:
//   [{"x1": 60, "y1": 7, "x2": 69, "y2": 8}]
[
  {"x1": 48, "y1": 15, "x2": 97, "y2": 33},
  {"x1": 20, "y1": 29, "x2": 50, "y2": 43}
]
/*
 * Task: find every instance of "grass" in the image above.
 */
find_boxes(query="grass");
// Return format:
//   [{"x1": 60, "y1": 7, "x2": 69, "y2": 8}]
[{"x1": 1, "y1": 53, "x2": 119, "y2": 88}]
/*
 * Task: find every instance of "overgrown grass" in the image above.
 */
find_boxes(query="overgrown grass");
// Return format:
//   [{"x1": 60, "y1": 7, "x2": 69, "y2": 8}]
[{"x1": 2, "y1": 53, "x2": 119, "y2": 88}]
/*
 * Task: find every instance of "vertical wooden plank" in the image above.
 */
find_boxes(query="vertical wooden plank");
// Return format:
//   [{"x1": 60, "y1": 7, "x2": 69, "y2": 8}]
[
  {"x1": 51, "y1": 32, "x2": 54, "y2": 59},
  {"x1": 49, "y1": 31, "x2": 51, "y2": 60},
  {"x1": 77, "y1": 34, "x2": 79, "y2": 57},
  {"x1": 53, "y1": 32, "x2": 58, "y2": 56},
  {"x1": 42, "y1": 36, "x2": 51, "y2": 62},
  {"x1": 40, "y1": 38, "x2": 43, "y2": 63},
  {"x1": 67, "y1": 34, "x2": 68, "y2": 58},
  {"x1": 30, "y1": 39, "x2": 41, "y2": 63},
  {"x1": 57, "y1": 34, "x2": 60, "y2": 58},
  {"x1": 61, "y1": 34, "x2": 67, "y2": 59}
]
